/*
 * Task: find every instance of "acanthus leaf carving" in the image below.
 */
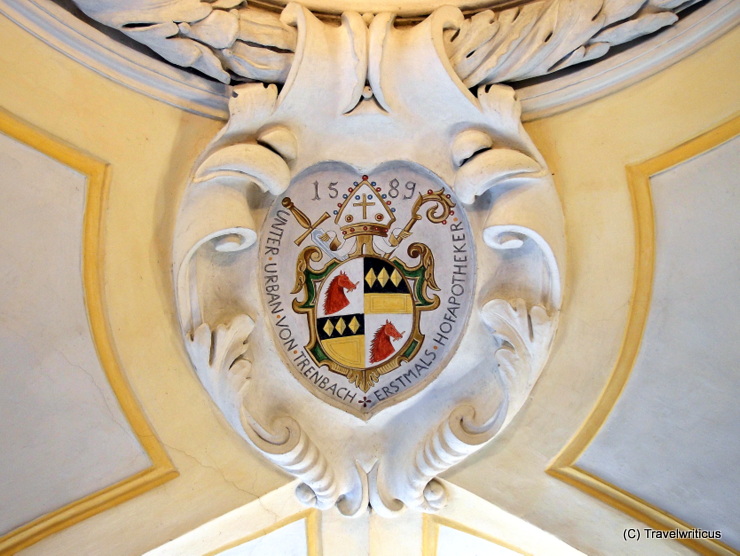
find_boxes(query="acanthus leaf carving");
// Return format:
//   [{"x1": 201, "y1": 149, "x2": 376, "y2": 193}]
[
  {"x1": 186, "y1": 315, "x2": 253, "y2": 434},
  {"x1": 174, "y1": 82, "x2": 293, "y2": 332},
  {"x1": 453, "y1": 83, "x2": 549, "y2": 207},
  {"x1": 482, "y1": 298, "x2": 557, "y2": 422},
  {"x1": 186, "y1": 313, "x2": 349, "y2": 513}
]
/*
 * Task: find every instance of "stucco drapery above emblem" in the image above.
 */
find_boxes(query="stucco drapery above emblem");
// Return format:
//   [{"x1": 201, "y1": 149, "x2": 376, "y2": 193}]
[{"x1": 70, "y1": 0, "x2": 704, "y2": 87}]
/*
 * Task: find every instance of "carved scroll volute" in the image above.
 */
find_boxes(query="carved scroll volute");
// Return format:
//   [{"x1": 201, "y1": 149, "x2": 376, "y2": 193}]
[
  {"x1": 184, "y1": 315, "x2": 347, "y2": 513},
  {"x1": 452, "y1": 82, "x2": 563, "y2": 426},
  {"x1": 453, "y1": 83, "x2": 563, "y2": 311},
  {"x1": 174, "y1": 83, "x2": 294, "y2": 332}
]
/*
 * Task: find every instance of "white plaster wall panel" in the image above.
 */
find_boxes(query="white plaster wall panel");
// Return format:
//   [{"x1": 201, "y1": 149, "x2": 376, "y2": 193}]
[
  {"x1": 218, "y1": 518, "x2": 307, "y2": 556},
  {"x1": 577, "y1": 135, "x2": 740, "y2": 548},
  {"x1": 443, "y1": 28, "x2": 738, "y2": 555},
  {"x1": 145, "y1": 482, "x2": 315, "y2": 556},
  {"x1": 0, "y1": 132, "x2": 150, "y2": 534},
  {"x1": 150, "y1": 479, "x2": 584, "y2": 555},
  {"x1": 429, "y1": 481, "x2": 585, "y2": 556},
  {"x1": 436, "y1": 525, "x2": 522, "y2": 555}
]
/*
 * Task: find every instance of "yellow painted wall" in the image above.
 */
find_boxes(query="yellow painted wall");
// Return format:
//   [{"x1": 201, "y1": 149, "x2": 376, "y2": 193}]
[
  {"x1": 0, "y1": 13, "x2": 289, "y2": 556},
  {"x1": 448, "y1": 24, "x2": 739, "y2": 556}
]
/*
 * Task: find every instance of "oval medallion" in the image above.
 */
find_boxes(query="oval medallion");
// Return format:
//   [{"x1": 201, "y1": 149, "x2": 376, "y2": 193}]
[{"x1": 260, "y1": 163, "x2": 476, "y2": 417}]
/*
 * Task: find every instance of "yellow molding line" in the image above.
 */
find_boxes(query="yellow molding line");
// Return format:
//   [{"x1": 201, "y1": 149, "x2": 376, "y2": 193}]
[
  {"x1": 550, "y1": 465, "x2": 739, "y2": 556},
  {"x1": 422, "y1": 513, "x2": 531, "y2": 556},
  {"x1": 547, "y1": 114, "x2": 740, "y2": 556},
  {"x1": 0, "y1": 109, "x2": 178, "y2": 555},
  {"x1": 206, "y1": 509, "x2": 321, "y2": 556}
]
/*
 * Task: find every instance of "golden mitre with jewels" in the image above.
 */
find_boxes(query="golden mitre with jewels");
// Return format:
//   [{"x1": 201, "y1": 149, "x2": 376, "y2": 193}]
[{"x1": 334, "y1": 176, "x2": 397, "y2": 239}]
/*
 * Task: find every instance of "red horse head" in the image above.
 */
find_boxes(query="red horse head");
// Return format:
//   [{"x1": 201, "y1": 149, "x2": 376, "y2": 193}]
[
  {"x1": 370, "y1": 320, "x2": 405, "y2": 363},
  {"x1": 323, "y1": 271, "x2": 358, "y2": 315}
]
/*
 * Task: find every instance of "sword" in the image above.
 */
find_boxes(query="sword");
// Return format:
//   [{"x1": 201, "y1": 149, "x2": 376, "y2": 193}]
[{"x1": 282, "y1": 197, "x2": 330, "y2": 246}]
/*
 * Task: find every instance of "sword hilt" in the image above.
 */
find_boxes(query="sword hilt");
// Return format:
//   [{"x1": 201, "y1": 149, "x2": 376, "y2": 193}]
[
  {"x1": 282, "y1": 197, "x2": 312, "y2": 230},
  {"x1": 282, "y1": 197, "x2": 330, "y2": 246}
]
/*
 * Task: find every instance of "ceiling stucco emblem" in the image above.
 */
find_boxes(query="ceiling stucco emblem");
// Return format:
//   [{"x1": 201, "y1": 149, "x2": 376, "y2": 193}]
[
  {"x1": 169, "y1": 5, "x2": 564, "y2": 515},
  {"x1": 262, "y1": 165, "x2": 475, "y2": 416}
]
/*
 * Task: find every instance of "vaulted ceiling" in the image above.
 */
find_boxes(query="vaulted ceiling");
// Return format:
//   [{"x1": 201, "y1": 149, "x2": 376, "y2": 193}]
[{"x1": 0, "y1": 1, "x2": 738, "y2": 555}]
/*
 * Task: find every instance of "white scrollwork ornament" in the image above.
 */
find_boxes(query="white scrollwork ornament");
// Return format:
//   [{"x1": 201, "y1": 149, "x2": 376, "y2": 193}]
[{"x1": 172, "y1": 5, "x2": 565, "y2": 516}]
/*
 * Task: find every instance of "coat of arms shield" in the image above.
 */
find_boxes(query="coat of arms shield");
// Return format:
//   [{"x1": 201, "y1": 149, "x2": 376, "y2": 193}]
[{"x1": 260, "y1": 165, "x2": 476, "y2": 416}]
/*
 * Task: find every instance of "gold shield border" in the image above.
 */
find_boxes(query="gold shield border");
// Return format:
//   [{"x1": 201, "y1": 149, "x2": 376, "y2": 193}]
[{"x1": 293, "y1": 245, "x2": 440, "y2": 392}]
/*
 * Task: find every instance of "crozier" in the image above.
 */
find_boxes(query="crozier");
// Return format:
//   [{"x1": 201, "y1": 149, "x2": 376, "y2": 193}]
[
  {"x1": 171, "y1": 6, "x2": 564, "y2": 516},
  {"x1": 0, "y1": 0, "x2": 735, "y2": 552}
]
